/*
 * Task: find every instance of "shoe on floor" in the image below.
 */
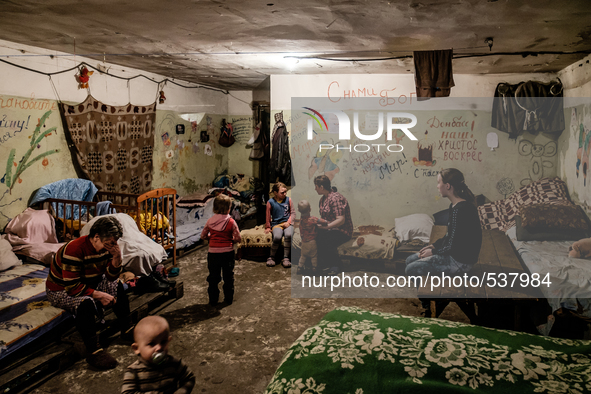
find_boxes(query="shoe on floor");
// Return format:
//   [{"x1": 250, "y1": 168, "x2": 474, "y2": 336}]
[
  {"x1": 153, "y1": 271, "x2": 177, "y2": 287},
  {"x1": 86, "y1": 349, "x2": 118, "y2": 370},
  {"x1": 167, "y1": 267, "x2": 180, "y2": 277},
  {"x1": 136, "y1": 274, "x2": 170, "y2": 293},
  {"x1": 282, "y1": 258, "x2": 291, "y2": 268},
  {"x1": 266, "y1": 257, "x2": 276, "y2": 267}
]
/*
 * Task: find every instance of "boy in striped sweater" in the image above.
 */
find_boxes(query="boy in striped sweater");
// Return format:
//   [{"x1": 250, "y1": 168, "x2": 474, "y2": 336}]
[
  {"x1": 122, "y1": 316, "x2": 195, "y2": 393},
  {"x1": 200, "y1": 194, "x2": 241, "y2": 306}
]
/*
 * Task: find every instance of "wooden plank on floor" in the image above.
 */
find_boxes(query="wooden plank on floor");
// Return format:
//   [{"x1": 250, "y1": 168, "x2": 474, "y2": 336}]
[{"x1": 478, "y1": 230, "x2": 500, "y2": 270}]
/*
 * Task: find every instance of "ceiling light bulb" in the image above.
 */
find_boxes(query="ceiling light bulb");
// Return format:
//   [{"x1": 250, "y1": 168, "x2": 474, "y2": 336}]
[{"x1": 284, "y1": 56, "x2": 300, "y2": 69}]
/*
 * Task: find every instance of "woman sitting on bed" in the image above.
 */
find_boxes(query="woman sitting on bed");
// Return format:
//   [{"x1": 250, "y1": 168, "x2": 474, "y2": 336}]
[
  {"x1": 314, "y1": 175, "x2": 353, "y2": 276},
  {"x1": 405, "y1": 168, "x2": 482, "y2": 315}
]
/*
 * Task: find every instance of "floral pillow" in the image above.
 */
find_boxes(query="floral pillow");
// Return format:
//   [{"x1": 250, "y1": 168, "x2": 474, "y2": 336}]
[{"x1": 519, "y1": 203, "x2": 589, "y2": 232}]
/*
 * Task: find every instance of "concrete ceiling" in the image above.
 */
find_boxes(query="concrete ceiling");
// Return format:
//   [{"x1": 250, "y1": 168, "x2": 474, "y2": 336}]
[{"x1": 1, "y1": 0, "x2": 590, "y2": 91}]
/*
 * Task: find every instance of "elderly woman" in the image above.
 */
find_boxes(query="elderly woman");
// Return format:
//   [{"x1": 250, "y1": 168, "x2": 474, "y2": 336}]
[
  {"x1": 314, "y1": 175, "x2": 353, "y2": 275},
  {"x1": 46, "y1": 216, "x2": 131, "y2": 370}
]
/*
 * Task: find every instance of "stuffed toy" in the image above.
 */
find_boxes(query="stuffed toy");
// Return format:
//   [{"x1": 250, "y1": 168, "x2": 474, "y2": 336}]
[
  {"x1": 76, "y1": 66, "x2": 93, "y2": 89},
  {"x1": 159, "y1": 90, "x2": 166, "y2": 104},
  {"x1": 568, "y1": 238, "x2": 591, "y2": 259}
]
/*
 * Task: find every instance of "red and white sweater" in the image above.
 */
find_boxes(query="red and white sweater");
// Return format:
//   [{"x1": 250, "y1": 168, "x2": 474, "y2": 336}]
[{"x1": 200, "y1": 214, "x2": 241, "y2": 253}]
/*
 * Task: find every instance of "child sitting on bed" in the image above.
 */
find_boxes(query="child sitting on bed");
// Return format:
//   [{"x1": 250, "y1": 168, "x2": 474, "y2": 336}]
[
  {"x1": 200, "y1": 194, "x2": 241, "y2": 306},
  {"x1": 265, "y1": 182, "x2": 296, "y2": 268},
  {"x1": 122, "y1": 316, "x2": 195, "y2": 393},
  {"x1": 297, "y1": 200, "x2": 327, "y2": 275}
]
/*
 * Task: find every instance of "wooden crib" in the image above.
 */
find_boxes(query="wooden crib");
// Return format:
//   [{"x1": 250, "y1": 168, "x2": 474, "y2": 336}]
[{"x1": 42, "y1": 187, "x2": 177, "y2": 266}]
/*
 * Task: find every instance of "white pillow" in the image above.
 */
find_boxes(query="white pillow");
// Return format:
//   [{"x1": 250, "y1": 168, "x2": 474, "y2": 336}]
[
  {"x1": 394, "y1": 214, "x2": 434, "y2": 243},
  {"x1": 0, "y1": 238, "x2": 22, "y2": 271}
]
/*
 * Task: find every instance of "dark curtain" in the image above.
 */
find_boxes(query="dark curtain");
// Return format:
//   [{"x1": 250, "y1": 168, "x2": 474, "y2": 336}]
[{"x1": 491, "y1": 80, "x2": 564, "y2": 140}]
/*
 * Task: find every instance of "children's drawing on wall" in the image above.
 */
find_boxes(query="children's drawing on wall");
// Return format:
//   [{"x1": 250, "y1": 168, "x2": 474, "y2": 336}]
[
  {"x1": 570, "y1": 107, "x2": 579, "y2": 136},
  {"x1": 205, "y1": 116, "x2": 216, "y2": 147},
  {"x1": 161, "y1": 132, "x2": 171, "y2": 146},
  {"x1": 204, "y1": 144, "x2": 213, "y2": 156},
  {"x1": 0, "y1": 110, "x2": 59, "y2": 220},
  {"x1": 518, "y1": 140, "x2": 557, "y2": 186},
  {"x1": 496, "y1": 177, "x2": 515, "y2": 198},
  {"x1": 157, "y1": 113, "x2": 176, "y2": 144},
  {"x1": 413, "y1": 130, "x2": 436, "y2": 166},
  {"x1": 308, "y1": 140, "x2": 343, "y2": 181},
  {"x1": 200, "y1": 129, "x2": 210, "y2": 142},
  {"x1": 574, "y1": 108, "x2": 590, "y2": 184}
]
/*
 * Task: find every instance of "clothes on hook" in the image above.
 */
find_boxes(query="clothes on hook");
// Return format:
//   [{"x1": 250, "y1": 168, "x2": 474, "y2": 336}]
[
  {"x1": 491, "y1": 80, "x2": 564, "y2": 139},
  {"x1": 270, "y1": 112, "x2": 294, "y2": 186}
]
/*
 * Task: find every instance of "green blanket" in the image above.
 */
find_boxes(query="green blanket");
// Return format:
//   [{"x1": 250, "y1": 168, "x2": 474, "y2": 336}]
[{"x1": 265, "y1": 307, "x2": 591, "y2": 393}]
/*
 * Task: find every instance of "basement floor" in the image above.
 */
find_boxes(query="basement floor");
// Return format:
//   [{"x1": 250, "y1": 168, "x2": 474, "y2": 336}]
[{"x1": 29, "y1": 246, "x2": 474, "y2": 394}]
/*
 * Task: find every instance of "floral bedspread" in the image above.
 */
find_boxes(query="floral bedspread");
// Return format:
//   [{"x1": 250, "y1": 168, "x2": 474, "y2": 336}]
[{"x1": 266, "y1": 306, "x2": 591, "y2": 394}]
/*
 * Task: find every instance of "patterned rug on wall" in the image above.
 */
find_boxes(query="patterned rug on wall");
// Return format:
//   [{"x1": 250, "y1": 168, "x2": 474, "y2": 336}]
[{"x1": 60, "y1": 96, "x2": 156, "y2": 195}]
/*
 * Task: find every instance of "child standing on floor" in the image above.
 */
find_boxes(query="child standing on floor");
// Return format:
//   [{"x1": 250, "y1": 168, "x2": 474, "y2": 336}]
[
  {"x1": 200, "y1": 194, "x2": 241, "y2": 306},
  {"x1": 265, "y1": 182, "x2": 295, "y2": 268},
  {"x1": 297, "y1": 200, "x2": 327, "y2": 275},
  {"x1": 122, "y1": 315, "x2": 195, "y2": 394}
]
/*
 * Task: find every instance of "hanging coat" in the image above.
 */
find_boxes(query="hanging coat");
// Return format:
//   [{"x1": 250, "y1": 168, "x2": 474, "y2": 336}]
[
  {"x1": 491, "y1": 80, "x2": 564, "y2": 139},
  {"x1": 270, "y1": 123, "x2": 294, "y2": 186}
]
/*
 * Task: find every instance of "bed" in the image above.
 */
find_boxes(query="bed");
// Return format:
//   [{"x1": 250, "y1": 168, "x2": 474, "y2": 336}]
[
  {"x1": 0, "y1": 262, "x2": 72, "y2": 362},
  {"x1": 265, "y1": 306, "x2": 591, "y2": 394},
  {"x1": 506, "y1": 228, "x2": 591, "y2": 318},
  {"x1": 175, "y1": 174, "x2": 262, "y2": 250},
  {"x1": 288, "y1": 213, "x2": 434, "y2": 267},
  {"x1": 34, "y1": 183, "x2": 178, "y2": 267},
  {"x1": 478, "y1": 177, "x2": 591, "y2": 325}
]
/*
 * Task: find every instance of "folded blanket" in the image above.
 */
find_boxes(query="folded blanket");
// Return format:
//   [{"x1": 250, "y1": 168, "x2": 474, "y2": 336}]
[
  {"x1": 177, "y1": 191, "x2": 214, "y2": 209},
  {"x1": 2, "y1": 208, "x2": 63, "y2": 265}
]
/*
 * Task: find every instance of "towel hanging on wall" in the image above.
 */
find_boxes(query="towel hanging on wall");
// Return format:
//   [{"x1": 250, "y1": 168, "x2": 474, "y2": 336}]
[{"x1": 413, "y1": 49, "x2": 455, "y2": 99}]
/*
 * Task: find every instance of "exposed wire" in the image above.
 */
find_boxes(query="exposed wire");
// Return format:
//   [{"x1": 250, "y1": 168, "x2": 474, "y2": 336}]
[
  {"x1": 0, "y1": 58, "x2": 229, "y2": 94},
  {"x1": 287, "y1": 50, "x2": 591, "y2": 62},
  {"x1": 227, "y1": 92, "x2": 253, "y2": 107}
]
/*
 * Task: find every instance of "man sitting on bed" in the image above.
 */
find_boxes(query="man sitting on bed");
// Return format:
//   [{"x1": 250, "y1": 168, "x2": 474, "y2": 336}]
[{"x1": 46, "y1": 216, "x2": 132, "y2": 370}]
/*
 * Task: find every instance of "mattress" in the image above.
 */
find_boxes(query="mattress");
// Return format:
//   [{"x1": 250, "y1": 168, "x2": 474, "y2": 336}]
[
  {"x1": 0, "y1": 264, "x2": 72, "y2": 361},
  {"x1": 506, "y1": 226, "x2": 591, "y2": 317},
  {"x1": 266, "y1": 306, "x2": 591, "y2": 393}
]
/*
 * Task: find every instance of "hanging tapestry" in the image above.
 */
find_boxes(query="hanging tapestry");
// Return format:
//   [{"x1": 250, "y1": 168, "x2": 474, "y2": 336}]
[{"x1": 60, "y1": 96, "x2": 156, "y2": 194}]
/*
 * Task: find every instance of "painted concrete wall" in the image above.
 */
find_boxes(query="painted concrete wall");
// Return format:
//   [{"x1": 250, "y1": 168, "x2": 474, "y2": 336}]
[
  {"x1": 152, "y1": 92, "x2": 255, "y2": 195},
  {"x1": 0, "y1": 40, "x2": 247, "y2": 228},
  {"x1": 271, "y1": 73, "x2": 560, "y2": 226},
  {"x1": 557, "y1": 53, "x2": 591, "y2": 211},
  {"x1": 227, "y1": 91, "x2": 258, "y2": 178}
]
